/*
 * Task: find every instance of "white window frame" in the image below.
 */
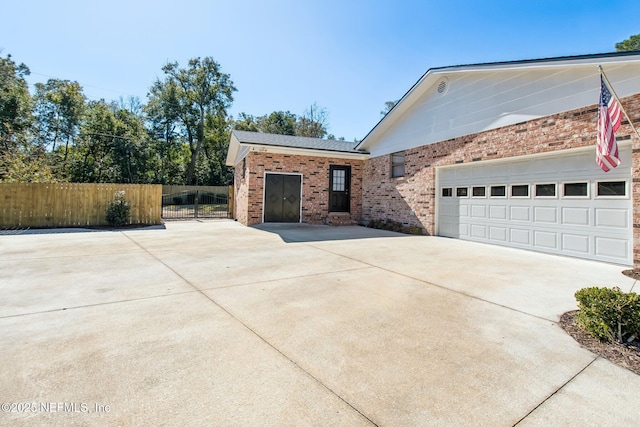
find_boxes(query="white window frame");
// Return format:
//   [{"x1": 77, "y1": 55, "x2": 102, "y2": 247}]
[
  {"x1": 510, "y1": 183, "x2": 530, "y2": 199},
  {"x1": 390, "y1": 151, "x2": 405, "y2": 178},
  {"x1": 534, "y1": 182, "x2": 558, "y2": 199},
  {"x1": 441, "y1": 187, "x2": 453, "y2": 197},
  {"x1": 490, "y1": 184, "x2": 507, "y2": 198},
  {"x1": 562, "y1": 181, "x2": 590, "y2": 199},
  {"x1": 456, "y1": 187, "x2": 469, "y2": 198},
  {"x1": 595, "y1": 179, "x2": 629, "y2": 199},
  {"x1": 471, "y1": 186, "x2": 486, "y2": 198}
]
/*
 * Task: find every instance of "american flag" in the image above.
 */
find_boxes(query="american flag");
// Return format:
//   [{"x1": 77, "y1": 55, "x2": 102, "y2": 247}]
[{"x1": 596, "y1": 75, "x2": 622, "y2": 172}]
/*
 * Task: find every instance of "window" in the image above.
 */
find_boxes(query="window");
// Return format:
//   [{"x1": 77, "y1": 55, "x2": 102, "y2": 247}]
[
  {"x1": 511, "y1": 184, "x2": 529, "y2": 198},
  {"x1": 332, "y1": 169, "x2": 346, "y2": 191},
  {"x1": 456, "y1": 187, "x2": 468, "y2": 197},
  {"x1": 535, "y1": 183, "x2": 556, "y2": 197},
  {"x1": 441, "y1": 187, "x2": 453, "y2": 197},
  {"x1": 564, "y1": 182, "x2": 588, "y2": 197},
  {"x1": 472, "y1": 186, "x2": 486, "y2": 197},
  {"x1": 490, "y1": 185, "x2": 506, "y2": 197},
  {"x1": 597, "y1": 181, "x2": 626, "y2": 197},
  {"x1": 391, "y1": 152, "x2": 405, "y2": 178}
]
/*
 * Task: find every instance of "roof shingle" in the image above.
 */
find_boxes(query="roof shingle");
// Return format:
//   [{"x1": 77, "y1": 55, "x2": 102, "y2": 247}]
[{"x1": 232, "y1": 130, "x2": 364, "y2": 154}]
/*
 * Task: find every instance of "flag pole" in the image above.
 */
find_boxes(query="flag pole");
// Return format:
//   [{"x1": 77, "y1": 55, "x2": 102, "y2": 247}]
[{"x1": 599, "y1": 65, "x2": 640, "y2": 141}]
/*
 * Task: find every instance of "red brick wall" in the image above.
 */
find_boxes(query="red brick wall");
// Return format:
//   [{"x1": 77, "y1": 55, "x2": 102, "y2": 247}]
[
  {"x1": 363, "y1": 94, "x2": 640, "y2": 265},
  {"x1": 234, "y1": 151, "x2": 364, "y2": 226},
  {"x1": 233, "y1": 158, "x2": 250, "y2": 226}
]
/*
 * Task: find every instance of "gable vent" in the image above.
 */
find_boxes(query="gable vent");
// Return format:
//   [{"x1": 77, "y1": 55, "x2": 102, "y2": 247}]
[{"x1": 436, "y1": 78, "x2": 449, "y2": 96}]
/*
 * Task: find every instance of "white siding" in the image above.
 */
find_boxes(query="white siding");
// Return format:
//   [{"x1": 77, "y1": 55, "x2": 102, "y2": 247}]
[{"x1": 365, "y1": 61, "x2": 640, "y2": 157}]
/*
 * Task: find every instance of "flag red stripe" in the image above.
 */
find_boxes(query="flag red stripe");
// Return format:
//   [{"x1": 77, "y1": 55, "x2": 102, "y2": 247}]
[{"x1": 596, "y1": 75, "x2": 621, "y2": 172}]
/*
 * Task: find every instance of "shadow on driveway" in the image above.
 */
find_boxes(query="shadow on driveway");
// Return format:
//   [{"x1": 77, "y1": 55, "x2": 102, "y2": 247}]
[
  {"x1": 252, "y1": 223, "x2": 415, "y2": 243},
  {"x1": 0, "y1": 224, "x2": 166, "y2": 236}
]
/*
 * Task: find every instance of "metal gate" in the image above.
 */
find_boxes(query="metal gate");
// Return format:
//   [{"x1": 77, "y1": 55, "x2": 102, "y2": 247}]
[{"x1": 162, "y1": 186, "x2": 231, "y2": 219}]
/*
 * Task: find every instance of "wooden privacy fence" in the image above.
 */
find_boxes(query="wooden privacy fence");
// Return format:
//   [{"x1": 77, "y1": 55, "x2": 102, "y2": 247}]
[{"x1": 0, "y1": 183, "x2": 162, "y2": 228}]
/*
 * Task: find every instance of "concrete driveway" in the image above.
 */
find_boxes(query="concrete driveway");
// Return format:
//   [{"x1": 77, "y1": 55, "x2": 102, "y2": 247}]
[{"x1": 1, "y1": 220, "x2": 638, "y2": 426}]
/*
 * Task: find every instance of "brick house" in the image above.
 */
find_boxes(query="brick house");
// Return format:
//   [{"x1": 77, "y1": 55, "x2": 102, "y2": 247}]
[
  {"x1": 226, "y1": 131, "x2": 368, "y2": 226},
  {"x1": 227, "y1": 51, "x2": 640, "y2": 267}
]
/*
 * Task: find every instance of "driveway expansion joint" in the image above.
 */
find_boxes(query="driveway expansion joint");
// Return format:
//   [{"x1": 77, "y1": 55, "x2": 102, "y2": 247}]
[
  {"x1": 307, "y1": 243, "x2": 559, "y2": 324},
  {"x1": 122, "y1": 231, "x2": 379, "y2": 426},
  {"x1": 0, "y1": 290, "x2": 198, "y2": 319},
  {"x1": 511, "y1": 357, "x2": 599, "y2": 426},
  {"x1": 197, "y1": 266, "x2": 375, "y2": 291}
]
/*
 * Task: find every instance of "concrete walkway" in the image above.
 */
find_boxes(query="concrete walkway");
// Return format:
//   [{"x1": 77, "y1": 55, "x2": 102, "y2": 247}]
[{"x1": 1, "y1": 221, "x2": 638, "y2": 426}]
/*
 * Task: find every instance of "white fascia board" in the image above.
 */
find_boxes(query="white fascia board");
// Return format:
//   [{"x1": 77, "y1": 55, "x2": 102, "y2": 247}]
[
  {"x1": 227, "y1": 132, "x2": 368, "y2": 165},
  {"x1": 225, "y1": 133, "x2": 241, "y2": 166},
  {"x1": 246, "y1": 144, "x2": 369, "y2": 160},
  {"x1": 437, "y1": 53, "x2": 640, "y2": 74},
  {"x1": 226, "y1": 134, "x2": 255, "y2": 166}
]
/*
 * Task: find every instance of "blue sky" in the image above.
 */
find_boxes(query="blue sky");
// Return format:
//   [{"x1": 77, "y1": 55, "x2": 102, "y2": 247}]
[{"x1": 1, "y1": 0, "x2": 637, "y2": 141}]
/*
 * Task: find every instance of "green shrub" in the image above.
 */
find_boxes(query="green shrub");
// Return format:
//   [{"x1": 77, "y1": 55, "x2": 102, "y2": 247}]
[
  {"x1": 105, "y1": 190, "x2": 130, "y2": 227},
  {"x1": 574, "y1": 286, "x2": 640, "y2": 343},
  {"x1": 366, "y1": 219, "x2": 423, "y2": 235}
]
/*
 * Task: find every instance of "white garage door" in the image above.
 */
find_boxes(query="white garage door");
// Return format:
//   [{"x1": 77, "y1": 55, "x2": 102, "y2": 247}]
[{"x1": 437, "y1": 146, "x2": 632, "y2": 265}]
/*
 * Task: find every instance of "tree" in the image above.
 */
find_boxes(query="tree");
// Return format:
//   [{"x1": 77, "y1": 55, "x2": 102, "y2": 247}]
[
  {"x1": 146, "y1": 78, "x2": 187, "y2": 184},
  {"x1": 0, "y1": 54, "x2": 32, "y2": 154},
  {"x1": 260, "y1": 111, "x2": 297, "y2": 135},
  {"x1": 233, "y1": 112, "x2": 260, "y2": 132},
  {"x1": 69, "y1": 100, "x2": 153, "y2": 183},
  {"x1": 117, "y1": 96, "x2": 143, "y2": 116},
  {"x1": 147, "y1": 57, "x2": 236, "y2": 184},
  {"x1": 296, "y1": 103, "x2": 328, "y2": 138},
  {"x1": 616, "y1": 34, "x2": 640, "y2": 52},
  {"x1": 380, "y1": 100, "x2": 398, "y2": 117},
  {"x1": 234, "y1": 104, "x2": 332, "y2": 139},
  {"x1": 202, "y1": 113, "x2": 234, "y2": 185},
  {"x1": 33, "y1": 79, "x2": 85, "y2": 172},
  {"x1": 0, "y1": 54, "x2": 54, "y2": 182}
]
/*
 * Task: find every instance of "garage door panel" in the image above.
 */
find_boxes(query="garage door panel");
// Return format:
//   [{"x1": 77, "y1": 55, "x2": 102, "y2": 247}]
[
  {"x1": 509, "y1": 161, "x2": 531, "y2": 176},
  {"x1": 562, "y1": 207, "x2": 590, "y2": 226},
  {"x1": 533, "y1": 206, "x2": 557, "y2": 223},
  {"x1": 472, "y1": 165, "x2": 490, "y2": 179},
  {"x1": 471, "y1": 205, "x2": 486, "y2": 218},
  {"x1": 595, "y1": 237, "x2": 628, "y2": 259},
  {"x1": 595, "y1": 208, "x2": 628, "y2": 228},
  {"x1": 439, "y1": 204, "x2": 458, "y2": 217},
  {"x1": 562, "y1": 234, "x2": 590, "y2": 254},
  {"x1": 510, "y1": 206, "x2": 530, "y2": 221},
  {"x1": 470, "y1": 224, "x2": 486, "y2": 238},
  {"x1": 456, "y1": 168, "x2": 472, "y2": 180},
  {"x1": 489, "y1": 205, "x2": 507, "y2": 219},
  {"x1": 534, "y1": 231, "x2": 558, "y2": 249},
  {"x1": 489, "y1": 226, "x2": 507, "y2": 241},
  {"x1": 459, "y1": 204, "x2": 469, "y2": 217},
  {"x1": 459, "y1": 223, "x2": 469, "y2": 237},
  {"x1": 439, "y1": 221, "x2": 458, "y2": 237},
  {"x1": 510, "y1": 228, "x2": 530, "y2": 245}
]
